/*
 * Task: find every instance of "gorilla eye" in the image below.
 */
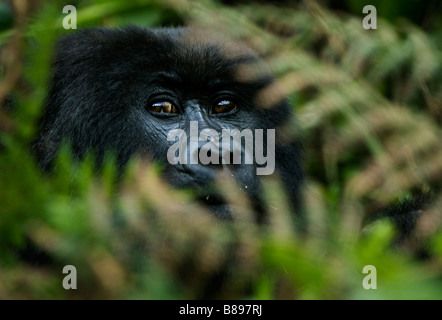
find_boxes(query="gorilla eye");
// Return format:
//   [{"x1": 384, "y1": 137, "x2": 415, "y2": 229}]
[
  {"x1": 212, "y1": 100, "x2": 238, "y2": 114},
  {"x1": 148, "y1": 101, "x2": 178, "y2": 114}
]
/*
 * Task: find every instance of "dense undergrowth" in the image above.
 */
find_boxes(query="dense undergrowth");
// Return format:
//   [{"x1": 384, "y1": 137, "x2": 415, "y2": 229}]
[{"x1": 0, "y1": 0, "x2": 441, "y2": 299}]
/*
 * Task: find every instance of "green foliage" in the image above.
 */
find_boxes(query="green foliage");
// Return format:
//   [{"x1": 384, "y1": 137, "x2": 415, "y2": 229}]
[
  {"x1": 0, "y1": 0, "x2": 441, "y2": 299},
  {"x1": 0, "y1": 3, "x2": 13, "y2": 32}
]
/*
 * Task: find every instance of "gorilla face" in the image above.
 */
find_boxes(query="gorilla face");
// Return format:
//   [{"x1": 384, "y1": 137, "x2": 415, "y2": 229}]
[{"x1": 33, "y1": 26, "x2": 304, "y2": 222}]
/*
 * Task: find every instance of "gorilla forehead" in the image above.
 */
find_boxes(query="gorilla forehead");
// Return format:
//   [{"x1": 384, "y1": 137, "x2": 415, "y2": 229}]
[
  {"x1": 60, "y1": 26, "x2": 264, "y2": 89},
  {"x1": 141, "y1": 27, "x2": 260, "y2": 78}
]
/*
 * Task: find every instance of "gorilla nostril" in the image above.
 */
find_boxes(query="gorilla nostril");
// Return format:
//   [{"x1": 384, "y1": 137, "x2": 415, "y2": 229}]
[{"x1": 195, "y1": 148, "x2": 224, "y2": 169}]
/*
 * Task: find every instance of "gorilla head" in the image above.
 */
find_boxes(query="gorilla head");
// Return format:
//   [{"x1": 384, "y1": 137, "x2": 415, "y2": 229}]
[{"x1": 33, "y1": 26, "x2": 303, "y2": 223}]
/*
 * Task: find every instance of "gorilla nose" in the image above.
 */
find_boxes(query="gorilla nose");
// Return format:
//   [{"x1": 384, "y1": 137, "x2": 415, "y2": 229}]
[
  {"x1": 182, "y1": 131, "x2": 220, "y2": 169},
  {"x1": 192, "y1": 147, "x2": 224, "y2": 169}
]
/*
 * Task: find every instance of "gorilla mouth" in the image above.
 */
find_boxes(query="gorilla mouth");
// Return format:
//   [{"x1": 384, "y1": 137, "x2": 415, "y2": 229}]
[
  {"x1": 196, "y1": 193, "x2": 233, "y2": 220},
  {"x1": 162, "y1": 165, "x2": 234, "y2": 219},
  {"x1": 199, "y1": 193, "x2": 225, "y2": 206}
]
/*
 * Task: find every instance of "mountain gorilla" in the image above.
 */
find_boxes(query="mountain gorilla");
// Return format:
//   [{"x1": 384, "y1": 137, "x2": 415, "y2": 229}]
[{"x1": 33, "y1": 26, "x2": 304, "y2": 225}]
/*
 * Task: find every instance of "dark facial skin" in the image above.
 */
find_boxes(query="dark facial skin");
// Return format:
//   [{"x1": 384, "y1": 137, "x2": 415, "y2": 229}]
[{"x1": 33, "y1": 26, "x2": 304, "y2": 223}]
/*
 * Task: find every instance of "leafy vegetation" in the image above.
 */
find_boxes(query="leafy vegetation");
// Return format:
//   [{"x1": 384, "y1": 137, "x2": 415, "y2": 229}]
[{"x1": 0, "y1": 0, "x2": 441, "y2": 299}]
